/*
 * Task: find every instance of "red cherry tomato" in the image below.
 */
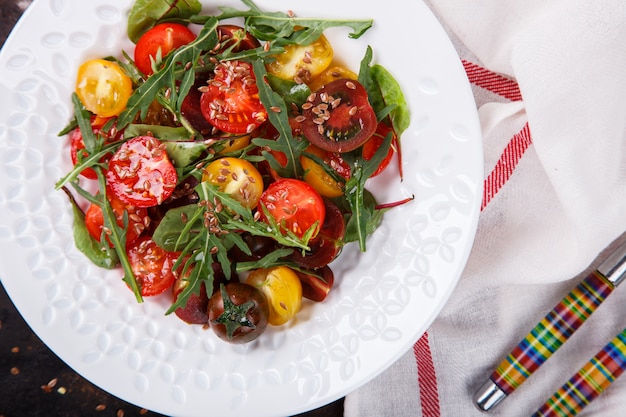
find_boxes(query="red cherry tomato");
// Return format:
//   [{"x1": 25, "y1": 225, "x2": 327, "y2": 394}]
[
  {"x1": 362, "y1": 120, "x2": 396, "y2": 177},
  {"x1": 200, "y1": 60, "x2": 268, "y2": 134},
  {"x1": 84, "y1": 193, "x2": 148, "y2": 247},
  {"x1": 134, "y1": 23, "x2": 196, "y2": 76},
  {"x1": 257, "y1": 178, "x2": 326, "y2": 239},
  {"x1": 106, "y1": 136, "x2": 178, "y2": 208},
  {"x1": 126, "y1": 236, "x2": 178, "y2": 296},
  {"x1": 69, "y1": 117, "x2": 122, "y2": 179},
  {"x1": 301, "y1": 78, "x2": 377, "y2": 153},
  {"x1": 289, "y1": 198, "x2": 345, "y2": 269}
]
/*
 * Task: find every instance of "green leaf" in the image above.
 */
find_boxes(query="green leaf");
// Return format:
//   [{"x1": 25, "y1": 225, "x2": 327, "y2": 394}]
[
  {"x1": 265, "y1": 73, "x2": 312, "y2": 109},
  {"x1": 250, "y1": 60, "x2": 308, "y2": 178},
  {"x1": 152, "y1": 204, "x2": 204, "y2": 251},
  {"x1": 117, "y1": 17, "x2": 220, "y2": 129},
  {"x1": 62, "y1": 187, "x2": 119, "y2": 269},
  {"x1": 127, "y1": 0, "x2": 202, "y2": 43},
  {"x1": 372, "y1": 65, "x2": 411, "y2": 136}
]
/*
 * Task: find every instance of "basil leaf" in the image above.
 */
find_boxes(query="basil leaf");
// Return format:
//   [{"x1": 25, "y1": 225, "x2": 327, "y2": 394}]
[
  {"x1": 265, "y1": 73, "x2": 312, "y2": 109},
  {"x1": 127, "y1": 0, "x2": 202, "y2": 43}
]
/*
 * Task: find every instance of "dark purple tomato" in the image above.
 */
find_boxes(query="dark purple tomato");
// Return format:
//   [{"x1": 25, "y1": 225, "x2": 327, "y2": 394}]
[
  {"x1": 301, "y1": 78, "x2": 377, "y2": 153},
  {"x1": 208, "y1": 283, "x2": 269, "y2": 344}
]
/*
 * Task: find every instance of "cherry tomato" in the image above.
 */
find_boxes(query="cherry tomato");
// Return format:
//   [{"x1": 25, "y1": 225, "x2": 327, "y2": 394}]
[
  {"x1": 307, "y1": 64, "x2": 358, "y2": 93},
  {"x1": 246, "y1": 266, "x2": 302, "y2": 326},
  {"x1": 134, "y1": 23, "x2": 196, "y2": 76},
  {"x1": 106, "y1": 136, "x2": 178, "y2": 208},
  {"x1": 69, "y1": 117, "x2": 122, "y2": 179},
  {"x1": 266, "y1": 34, "x2": 333, "y2": 83},
  {"x1": 300, "y1": 145, "x2": 350, "y2": 198},
  {"x1": 295, "y1": 265, "x2": 335, "y2": 302},
  {"x1": 301, "y1": 78, "x2": 377, "y2": 153},
  {"x1": 85, "y1": 192, "x2": 148, "y2": 247},
  {"x1": 200, "y1": 60, "x2": 268, "y2": 134},
  {"x1": 127, "y1": 236, "x2": 178, "y2": 296},
  {"x1": 208, "y1": 283, "x2": 269, "y2": 344},
  {"x1": 75, "y1": 59, "x2": 132, "y2": 118},
  {"x1": 289, "y1": 198, "x2": 345, "y2": 269},
  {"x1": 362, "y1": 120, "x2": 396, "y2": 177},
  {"x1": 202, "y1": 157, "x2": 264, "y2": 209},
  {"x1": 257, "y1": 178, "x2": 326, "y2": 239},
  {"x1": 216, "y1": 25, "x2": 261, "y2": 53}
]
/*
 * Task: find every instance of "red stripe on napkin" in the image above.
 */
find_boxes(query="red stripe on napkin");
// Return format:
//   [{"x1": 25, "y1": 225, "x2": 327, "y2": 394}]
[
  {"x1": 414, "y1": 61, "x2": 532, "y2": 417},
  {"x1": 414, "y1": 333, "x2": 441, "y2": 417},
  {"x1": 481, "y1": 122, "x2": 532, "y2": 210},
  {"x1": 462, "y1": 60, "x2": 523, "y2": 101}
]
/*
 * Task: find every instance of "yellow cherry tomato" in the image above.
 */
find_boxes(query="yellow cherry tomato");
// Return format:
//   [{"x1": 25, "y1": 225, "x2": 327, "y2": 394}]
[
  {"x1": 300, "y1": 145, "x2": 348, "y2": 198},
  {"x1": 75, "y1": 59, "x2": 132, "y2": 117},
  {"x1": 266, "y1": 34, "x2": 333, "y2": 83},
  {"x1": 307, "y1": 64, "x2": 358, "y2": 92},
  {"x1": 202, "y1": 157, "x2": 264, "y2": 209},
  {"x1": 246, "y1": 266, "x2": 302, "y2": 326}
]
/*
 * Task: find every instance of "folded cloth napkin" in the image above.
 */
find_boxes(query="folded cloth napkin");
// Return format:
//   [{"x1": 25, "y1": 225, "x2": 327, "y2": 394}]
[{"x1": 344, "y1": 1, "x2": 626, "y2": 416}]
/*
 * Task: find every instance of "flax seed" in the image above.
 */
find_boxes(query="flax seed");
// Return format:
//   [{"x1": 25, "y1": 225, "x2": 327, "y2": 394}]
[
  {"x1": 346, "y1": 81, "x2": 357, "y2": 90},
  {"x1": 349, "y1": 106, "x2": 358, "y2": 116}
]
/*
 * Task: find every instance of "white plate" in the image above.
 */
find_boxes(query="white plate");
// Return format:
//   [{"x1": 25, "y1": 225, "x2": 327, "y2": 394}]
[{"x1": 0, "y1": 1, "x2": 482, "y2": 416}]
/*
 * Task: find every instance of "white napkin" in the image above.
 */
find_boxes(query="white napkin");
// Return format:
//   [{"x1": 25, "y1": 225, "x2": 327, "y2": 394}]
[{"x1": 344, "y1": 1, "x2": 626, "y2": 416}]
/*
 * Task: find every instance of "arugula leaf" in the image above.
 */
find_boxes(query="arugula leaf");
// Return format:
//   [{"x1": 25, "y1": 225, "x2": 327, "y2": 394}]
[
  {"x1": 341, "y1": 129, "x2": 394, "y2": 251},
  {"x1": 127, "y1": 0, "x2": 202, "y2": 43},
  {"x1": 215, "y1": 0, "x2": 372, "y2": 45},
  {"x1": 117, "y1": 17, "x2": 220, "y2": 129},
  {"x1": 250, "y1": 60, "x2": 308, "y2": 178}
]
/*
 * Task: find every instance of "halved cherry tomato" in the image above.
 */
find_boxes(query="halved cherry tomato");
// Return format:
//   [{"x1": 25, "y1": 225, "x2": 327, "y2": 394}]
[
  {"x1": 202, "y1": 157, "x2": 264, "y2": 209},
  {"x1": 134, "y1": 23, "x2": 196, "y2": 76},
  {"x1": 257, "y1": 178, "x2": 326, "y2": 239},
  {"x1": 301, "y1": 78, "x2": 377, "y2": 153},
  {"x1": 106, "y1": 136, "x2": 178, "y2": 208},
  {"x1": 85, "y1": 192, "x2": 148, "y2": 247},
  {"x1": 246, "y1": 266, "x2": 302, "y2": 326},
  {"x1": 127, "y1": 236, "x2": 178, "y2": 296},
  {"x1": 208, "y1": 282, "x2": 269, "y2": 344},
  {"x1": 200, "y1": 60, "x2": 268, "y2": 134},
  {"x1": 307, "y1": 64, "x2": 357, "y2": 93},
  {"x1": 75, "y1": 59, "x2": 132, "y2": 118},
  {"x1": 362, "y1": 120, "x2": 397, "y2": 177},
  {"x1": 300, "y1": 145, "x2": 350, "y2": 198},
  {"x1": 266, "y1": 34, "x2": 333, "y2": 83},
  {"x1": 295, "y1": 265, "x2": 335, "y2": 302}
]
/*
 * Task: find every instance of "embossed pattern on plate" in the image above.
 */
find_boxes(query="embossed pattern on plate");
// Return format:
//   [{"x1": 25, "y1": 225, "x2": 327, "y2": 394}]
[{"x1": 0, "y1": 1, "x2": 482, "y2": 416}]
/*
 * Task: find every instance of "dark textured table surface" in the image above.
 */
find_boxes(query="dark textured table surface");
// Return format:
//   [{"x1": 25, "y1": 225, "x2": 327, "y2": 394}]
[{"x1": 0, "y1": 1, "x2": 343, "y2": 415}]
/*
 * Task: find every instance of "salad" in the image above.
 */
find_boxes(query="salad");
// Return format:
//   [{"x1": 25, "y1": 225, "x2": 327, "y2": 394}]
[{"x1": 56, "y1": 0, "x2": 410, "y2": 344}]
